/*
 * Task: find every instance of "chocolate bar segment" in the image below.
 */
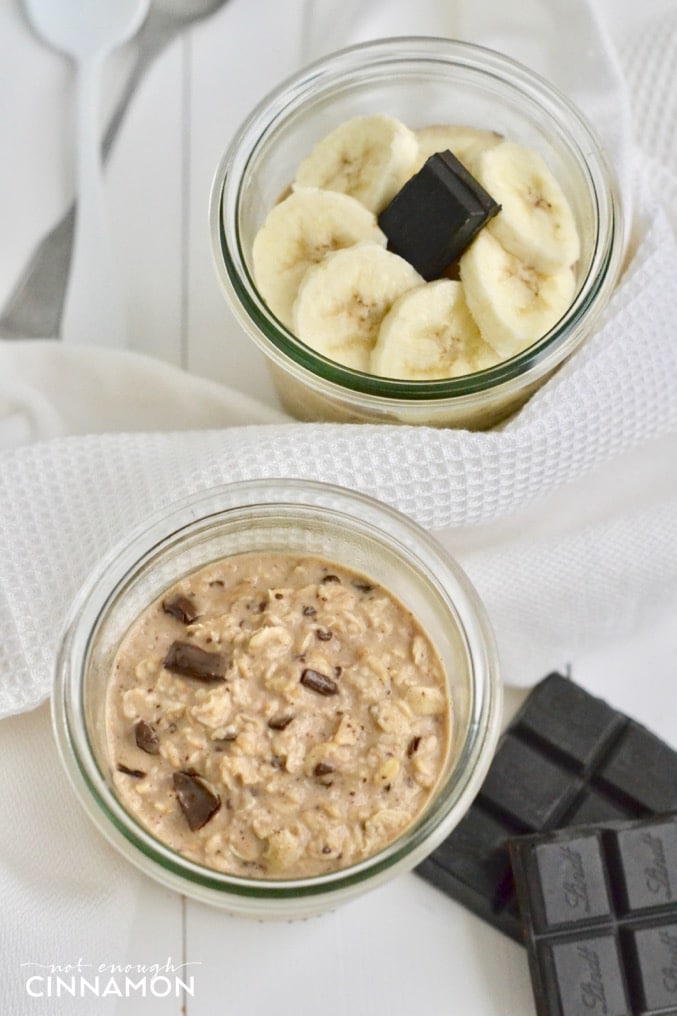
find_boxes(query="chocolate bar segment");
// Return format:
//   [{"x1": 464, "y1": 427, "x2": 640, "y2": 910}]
[
  {"x1": 532, "y1": 833, "x2": 612, "y2": 931},
  {"x1": 597, "y1": 723, "x2": 677, "y2": 813},
  {"x1": 541, "y1": 935, "x2": 630, "y2": 1016},
  {"x1": 515, "y1": 675, "x2": 622, "y2": 771},
  {"x1": 479, "y1": 734, "x2": 581, "y2": 831},
  {"x1": 377, "y1": 151, "x2": 500, "y2": 281},
  {"x1": 611, "y1": 818, "x2": 677, "y2": 912},
  {"x1": 626, "y1": 924, "x2": 677, "y2": 1011},
  {"x1": 509, "y1": 814, "x2": 677, "y2": 1016},
  {"x1": 422, "y1": 805, "x2": 517, "y2": 927},
  {"x1": 416, "y1": 672, "x2": 677, "y2": 941}
]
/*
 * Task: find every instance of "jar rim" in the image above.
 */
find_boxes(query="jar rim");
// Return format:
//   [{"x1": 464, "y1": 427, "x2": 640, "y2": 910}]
[
  {"x1": 52, "y1": 479, "x2": 502, "y2": 907},
  {"x1": 211, "y1": 36, "x2": 625, "y2": 406}
]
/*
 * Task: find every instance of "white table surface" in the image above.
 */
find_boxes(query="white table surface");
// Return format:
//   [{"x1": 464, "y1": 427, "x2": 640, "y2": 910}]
[{"x1": 1, "y1": 0, "x2": 676, "y2": 1013}]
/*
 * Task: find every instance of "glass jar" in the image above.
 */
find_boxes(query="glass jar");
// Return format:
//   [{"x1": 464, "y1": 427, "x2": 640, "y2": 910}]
[
  {"x1": 210, "y1": 37, "x2": 625, "y2": 429},
  {"x1": 53, "y1": 479, "x2": 501, "y2": 919}
]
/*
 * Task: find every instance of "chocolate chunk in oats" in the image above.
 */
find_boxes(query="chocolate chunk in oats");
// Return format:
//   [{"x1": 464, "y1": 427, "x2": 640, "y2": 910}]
[
  {"x1": 162, "y1": 593, "x2": 198, "y2": 624},
  {"x1": 134, "y1": 720, "x2": 160, "y2": 755},
  {"x1": 173, "y1": 770, "x2": 221, "y2": 831},
  {"x1": 321, "y1": 574, "x2": 341, "y2": 584},
  {"x1": 314, "y1": 762, "x2": 335, "y2": 777},
  {"x1": 407, "y1": 736, "x2": 422, "y2": 757},
  {"x1": 352, "y1": 580, "x2": 374, "y2": 594},
  {"x1": 316, "y1": 628, "x2": 333, "y2": 641},
  {"x1": 117, "y1": 763, "x2": 146, "y2": 778},
  {"x1": 268, "y1": 714, "x2": 294, "y2": 731},
  {"x1": 300, "y1": 668, "x2": 338, "y2": 696},
  {"x1": 212, "y1": 732, "x2": 237, "y2": 751},
  {"x1": 163, "y1": 640, "x2": 227, "y2": 682},
  {"x1": 302, "y1": 605, "x2": 317, "y2": 617}
]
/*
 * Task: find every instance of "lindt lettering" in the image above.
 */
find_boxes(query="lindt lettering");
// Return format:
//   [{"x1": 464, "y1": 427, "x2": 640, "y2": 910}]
[
  {"x1": 661, "y1": 929, "x2": 677, "y2": 993},
  {"x1": 559, "y1": 845, "x2": 591, "y2": 913},
  {"x1": 576, "y1": 945, "x2": 608, "y2": 1013},
  {"x1": 641, "y1": 833, "x2": 672, "y2": 899}
]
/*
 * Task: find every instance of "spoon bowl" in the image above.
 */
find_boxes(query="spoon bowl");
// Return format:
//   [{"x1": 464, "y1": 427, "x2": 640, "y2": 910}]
[{"x1": 24, "y1": 0, "x2": 151, "y2": 58}]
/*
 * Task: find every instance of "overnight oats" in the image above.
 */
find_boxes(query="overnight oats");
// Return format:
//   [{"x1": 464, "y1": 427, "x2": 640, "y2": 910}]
[
  {"x1": 54, "y1": 479, "x2": 502, "y2": 916},
  {"x1": 211, "y1": 38, "x2": 624, "y2": 427},
  {"x1": 251, "y1": 115, "x2": 581, "y2": 381},
  {"x1": 106, "y1": 552, "x2": 451, "y2": 879}
]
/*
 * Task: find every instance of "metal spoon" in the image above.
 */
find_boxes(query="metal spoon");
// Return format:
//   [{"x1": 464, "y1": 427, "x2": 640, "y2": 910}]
[{"x1": 1, "y1": 0, "x2": 230, "y2": 340}]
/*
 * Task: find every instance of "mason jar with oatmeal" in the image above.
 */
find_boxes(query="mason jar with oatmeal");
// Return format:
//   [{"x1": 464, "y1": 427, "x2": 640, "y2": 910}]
[{"x1": 53, "y1": 480, "x2": 502, "y2": 918}]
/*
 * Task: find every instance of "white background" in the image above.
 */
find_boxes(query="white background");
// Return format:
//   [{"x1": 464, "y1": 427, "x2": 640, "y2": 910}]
[{"x1": 1, "y1": 0, "x2": 676, "y2": 1013}]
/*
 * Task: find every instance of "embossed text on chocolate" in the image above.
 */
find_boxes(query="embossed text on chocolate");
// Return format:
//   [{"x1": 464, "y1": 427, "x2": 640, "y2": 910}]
[
  {"x1": 642, "y1": 831, "x2": 672, "y2": 899},
  {"x1": 661, "y1": 928, "x2": 677, "y2": 994},
  {"x1": 576, "y1": 945, "x2": 608, "y2": 1013},
  {"x1": 559, "y1": 845, "x2": 591, "y2": 913}
]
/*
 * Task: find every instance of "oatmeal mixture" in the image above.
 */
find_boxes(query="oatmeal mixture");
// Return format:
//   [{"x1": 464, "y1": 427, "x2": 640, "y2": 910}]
[{"x1": 106, "y1": 553, "x2": 451, "y2": 878}]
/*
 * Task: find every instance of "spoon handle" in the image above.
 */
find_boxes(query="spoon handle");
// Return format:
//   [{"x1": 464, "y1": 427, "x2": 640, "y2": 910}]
[{"x1": 61, "y1": 54, "x2": 127, "y2": 347}]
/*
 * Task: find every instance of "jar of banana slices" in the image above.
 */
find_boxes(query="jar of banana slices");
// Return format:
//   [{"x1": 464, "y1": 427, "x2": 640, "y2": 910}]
[{"x1": 210, "y1": 38, "x2": 625, "y2": 429}]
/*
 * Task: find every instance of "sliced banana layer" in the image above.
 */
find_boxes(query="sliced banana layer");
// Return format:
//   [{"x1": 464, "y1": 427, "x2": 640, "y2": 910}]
[
  {"x1": 371, "y1": 280, "x2": 499, "y2": 380},
  {"x1": 252, "y1": 117, "x2": 582, "y2": 379},
  {"x1": 475, "y1": 141, "x2": 580, "y2": 273},
  {"x1": 460, "y1": 231, "x2": 576, "y2": 359},
  {"x1": 252, "y1": 187, "x2": 385, "y2": 328},
  {"x1": 292, "y1": 244, "x2": 423, "y2": 372},
  {"x1": 294, "y1": 115, "x2": 419, "y2": 214},
  {"x1": 412, "y1": 124, "x2": 502, "y2": 175}
]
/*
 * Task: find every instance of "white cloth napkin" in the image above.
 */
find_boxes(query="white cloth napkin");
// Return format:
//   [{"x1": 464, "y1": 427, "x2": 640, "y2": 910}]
[
  {"x1": 2, "y1": 174, "x2": 676, "y2": 716},
  {"x1": 1, "y1": 2, "x2": 676, "y2": 1012}
]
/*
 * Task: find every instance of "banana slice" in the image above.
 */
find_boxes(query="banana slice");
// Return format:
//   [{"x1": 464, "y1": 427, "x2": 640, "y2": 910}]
[
  {"x1": 252, "y1": 187, "x2": 385, "y2": 328},
  {"x1": 411, "y1": 124, "x2": 502, "y2": 175},
  {"x1": 294, "y1": 115, "x2": 419, "y2": 214},
  {"x1": 371, "y1": 280, "x2": 499, "y2": 380},
  {"x1": 475, "y1": 141, "x2": 580, "y2": 273},
  {"x1": 460, "y1": 230, "x2": 576, "y2": 359},
  {"x1": 292, "y1": 244, "x2": 423, "y2": 372}
]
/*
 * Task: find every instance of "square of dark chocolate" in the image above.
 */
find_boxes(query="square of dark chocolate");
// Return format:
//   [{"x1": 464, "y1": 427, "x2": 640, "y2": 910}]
[
  {"x1": 516, "y1": 672, "x2": 623, "y2": 771},
  {"x1": 416, "y1": 672, "x2": 677, "y2": 943},
  {"x1": 541, "y1": 935, "x2": 630, "y2": 1016},
  {"x1": 566, "y1": 789, "x2": 633, "y2": 826},
  {"x1": 625, "y1": 924, "x2": 677, "y2": 1011},
  {"x1": 532, "y1": 833, "x2": 612, "y2": 932},
  {"x1": 417, "y1": 806, "x2": 516, "y2": 928},
  {"x1": 479, "y1": 734, "x2": 582, "y2": 831},
  {"x1": 610, "y1": 817, "x2": 677, "y2": 912},
  {"x1": 597, "y1": 723, "x2": 677, "y2": 813},
  {"x1": 377, "y1": 150, "x2": 500, "y2": 280}
]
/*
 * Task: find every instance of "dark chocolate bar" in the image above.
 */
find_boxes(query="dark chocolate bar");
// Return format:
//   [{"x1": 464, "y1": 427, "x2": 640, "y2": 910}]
[
  {"x1": 377, "y1": 150, "x2": 500, "y2": 280},
  {"x1": 416, "y1": 672, "x2": 677, "y2": 941},
  {"x1": 509, "y1": 814, "x2": 677, "y2": 1016}
]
